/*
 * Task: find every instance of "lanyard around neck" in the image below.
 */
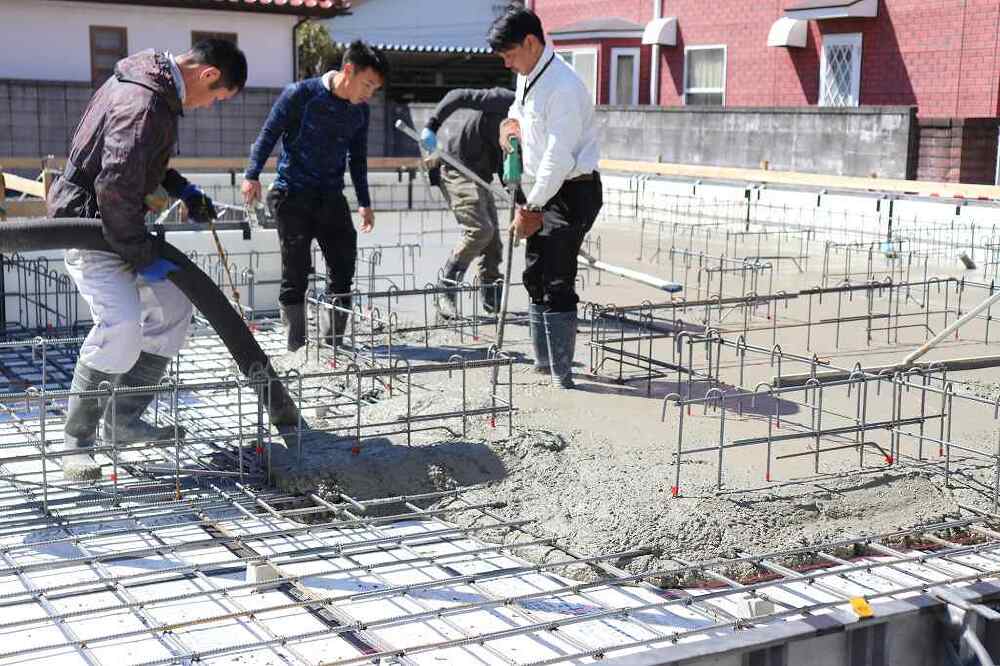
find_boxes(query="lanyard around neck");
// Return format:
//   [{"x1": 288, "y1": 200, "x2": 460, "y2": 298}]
[{"x1": 522, "y1": 53, "x2": 555, "y2": 104}]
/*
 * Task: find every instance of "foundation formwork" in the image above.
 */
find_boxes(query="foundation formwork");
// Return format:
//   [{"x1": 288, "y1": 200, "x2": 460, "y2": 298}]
[{"x1": 4, "y1": 169, "x2": 1000, "y2": 664}]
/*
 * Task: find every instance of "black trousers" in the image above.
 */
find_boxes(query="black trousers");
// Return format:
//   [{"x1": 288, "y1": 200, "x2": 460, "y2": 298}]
[
  {"x1": 523, "y1": 175, "x2": 603, "y2": 312},
  {"x1": 268, "y1": 188, "x2": 357, "y2": 307}
]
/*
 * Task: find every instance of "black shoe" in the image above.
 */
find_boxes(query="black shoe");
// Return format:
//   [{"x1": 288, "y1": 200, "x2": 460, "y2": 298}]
[{"x1": 481, "y1": 281, "x2": 503, "y2": 314}]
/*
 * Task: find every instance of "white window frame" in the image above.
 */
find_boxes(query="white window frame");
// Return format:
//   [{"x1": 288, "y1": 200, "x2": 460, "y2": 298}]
[
  {"x1": 683, "y1": 44, "x2": 727, "y2": 106},
  {"x1": 554, "y1": 46, "x2": 599, "y2": 103},
  {"x1": 819, "y1": 32, "x2": 862, "y2": 107},
  {"x1": 610, "y1": 47, "x2": 641, "y2": 105}
]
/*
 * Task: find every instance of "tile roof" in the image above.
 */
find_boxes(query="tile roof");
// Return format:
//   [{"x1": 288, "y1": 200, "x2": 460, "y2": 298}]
[
  {"x1": 52, "y1": 0, "x2": 349, "y2": 18},
  {"x1": 336, "y1": 42, "x2": 492, "y2": 55}
]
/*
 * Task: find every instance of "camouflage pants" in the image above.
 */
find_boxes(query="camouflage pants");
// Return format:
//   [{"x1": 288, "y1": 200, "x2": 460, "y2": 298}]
[{"x1": 439, "y1": 166, "x2": 502, "y2": 282}]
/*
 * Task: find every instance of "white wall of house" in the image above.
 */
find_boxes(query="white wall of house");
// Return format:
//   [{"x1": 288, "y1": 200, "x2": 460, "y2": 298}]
[
  {"x1": 0, "y1": 0, "x2": 295, "y2": 87},
  {"x1": 325, "y1": 0, "x2": 506, "y2": 49}
]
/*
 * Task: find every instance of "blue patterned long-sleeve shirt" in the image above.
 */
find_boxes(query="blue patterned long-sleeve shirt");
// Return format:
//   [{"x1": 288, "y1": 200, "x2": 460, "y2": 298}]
[{"x1": 245, "y1": 76, "x2": 371, "y2": 207}]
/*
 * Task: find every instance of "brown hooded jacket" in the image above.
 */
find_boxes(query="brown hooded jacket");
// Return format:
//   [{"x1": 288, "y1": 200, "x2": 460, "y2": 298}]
[{"x1": 47, "y1": 50, "x2": 183, "y2": 268}]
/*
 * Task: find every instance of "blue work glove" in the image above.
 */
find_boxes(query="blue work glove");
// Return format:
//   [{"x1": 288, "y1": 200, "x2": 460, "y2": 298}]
[
  {"x1": 179, "y1": 183, "x2": 217, "y2": 223},
  {"x1": 138, "y1": 258, "x2": 179, "y2": 282},
  {"x1": 419, "y1": 127, "x2": 437, "y2": 153}
]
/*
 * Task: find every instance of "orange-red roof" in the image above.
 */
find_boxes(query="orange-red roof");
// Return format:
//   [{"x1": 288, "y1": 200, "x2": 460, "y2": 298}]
[{"x1": 52, "y1": 0, "x2": 350, "y2": 18}]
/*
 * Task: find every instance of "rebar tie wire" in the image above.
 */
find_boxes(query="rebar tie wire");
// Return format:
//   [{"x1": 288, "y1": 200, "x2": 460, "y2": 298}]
[{"x1": 207, "y1": 217, "x2": 242, "y2": 315}]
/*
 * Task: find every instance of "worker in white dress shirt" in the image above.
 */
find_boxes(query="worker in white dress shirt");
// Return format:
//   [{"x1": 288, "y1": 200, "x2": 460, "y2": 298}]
[{"x1": 490, "y1": 6, "x2": 603, "y2": 389}]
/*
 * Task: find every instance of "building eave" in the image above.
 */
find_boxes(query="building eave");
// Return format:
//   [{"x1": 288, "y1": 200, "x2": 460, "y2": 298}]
[{"x1": 45, "y1": 0, "x2": 350, "y2": 18}]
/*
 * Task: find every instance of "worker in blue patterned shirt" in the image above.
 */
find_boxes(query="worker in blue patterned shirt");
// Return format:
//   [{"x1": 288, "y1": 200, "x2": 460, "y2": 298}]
[{"x1": 241, "y1": 40, "x2": 389, "y2": 352}]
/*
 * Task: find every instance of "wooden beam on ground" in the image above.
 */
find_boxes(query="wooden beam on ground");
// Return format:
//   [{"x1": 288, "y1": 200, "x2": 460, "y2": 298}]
[
  {"x1": 773, "y1": 354, "x2": 1000, "y2": 386},
  {"x1": 1, "y1": 173, "x2": 45, "y2": 199},
  {"x1": 3, "y1": 201, "x2": 47, "y2": 217},
  {"x1": 599, "y1": 158, "x2": 1000, "y2": 201}
]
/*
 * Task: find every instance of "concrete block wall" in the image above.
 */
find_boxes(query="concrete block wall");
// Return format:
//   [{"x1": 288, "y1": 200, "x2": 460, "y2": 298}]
[
  {"x1": 597, "y1": 105, "x2": 917, "y2": 179},
  {"x1": 0, "y1": 79, "x2": 393, "y2": 160},
  {"x1": 401, "y1": 103, "x2": 916, "y2": 180}
]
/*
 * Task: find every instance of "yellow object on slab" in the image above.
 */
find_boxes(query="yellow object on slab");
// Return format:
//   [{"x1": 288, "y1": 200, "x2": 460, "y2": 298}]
[{"x1": 850, "y1": 597, "x2": 874, "y2": 618}]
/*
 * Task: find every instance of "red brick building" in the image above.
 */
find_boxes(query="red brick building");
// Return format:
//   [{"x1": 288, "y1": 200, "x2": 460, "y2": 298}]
[{"x1": 533, "y1": 0, "x2": 1000, "y2": 117}]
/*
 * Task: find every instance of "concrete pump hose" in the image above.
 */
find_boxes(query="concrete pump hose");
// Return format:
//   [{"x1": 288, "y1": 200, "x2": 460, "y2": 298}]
[{"x1": 0, "y1": 218, "x2": 299, "y2": 426}]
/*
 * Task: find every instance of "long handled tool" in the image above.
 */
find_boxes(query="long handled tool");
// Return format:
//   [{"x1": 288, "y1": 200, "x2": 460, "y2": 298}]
[
  {"x1": 393, "y1": 120, "x2": 681, "y2": 294},
  {"x1": 494, "y1": 137, "x2": 522, "y2": 356},
  {"x1": 774, "y1": 288, "x2": 1000, "y2": 386}
]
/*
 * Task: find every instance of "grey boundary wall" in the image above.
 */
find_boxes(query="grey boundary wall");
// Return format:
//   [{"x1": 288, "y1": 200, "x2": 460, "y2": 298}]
[
  {"x1": 405, "y1": 103, "x2": 918, "y2": 180},
  {"x1": 0, "y1": 80, "x2": 919, "y2": 181},
  {"x1": 0, "y1": 78, "x2": 394, "y2": 163},
  {"x1": 593, "y1": 105, "x2": 918, "y2": 180}
]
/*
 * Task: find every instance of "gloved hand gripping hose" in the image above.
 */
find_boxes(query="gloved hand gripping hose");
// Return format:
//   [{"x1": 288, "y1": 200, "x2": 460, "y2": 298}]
[{"x1": 0, "y1": 218, "x2": 299, "y2": 425}]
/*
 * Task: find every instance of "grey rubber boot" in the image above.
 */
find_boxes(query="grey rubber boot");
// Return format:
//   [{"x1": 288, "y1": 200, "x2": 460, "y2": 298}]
[
  {"x1": 436, "y1": 260, "x2": 467, "y2": 320},
  {"x1": 61, "y1": 359, "x2": 116, "y2": 481},
  {"x1": 319, "y1": 296, "x2": 352, "y2": 348},
  {"x1": 543, "y1": 310, "x2": 577, "y2": 389},
  {"x1": 281, "y1": 303, "x2": 306, "y2": 352},
  {"x1": 528, "y1": 303, "x2": 550, "y2": 374},
  {"x1": 103, "y1": 352, "x2": 184, "y2": 444}
]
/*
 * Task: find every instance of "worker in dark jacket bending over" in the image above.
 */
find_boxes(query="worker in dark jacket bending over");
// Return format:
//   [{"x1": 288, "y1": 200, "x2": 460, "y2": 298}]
[
  {"x1": 241, "y1": 40, "x2": 389, "y2": 352},
  {"x1": 419, "y1": 87, "x2": 515, "y2": 317},
  {"x1": 47, "y1": 39, "x2": 247, "y2": 480}
]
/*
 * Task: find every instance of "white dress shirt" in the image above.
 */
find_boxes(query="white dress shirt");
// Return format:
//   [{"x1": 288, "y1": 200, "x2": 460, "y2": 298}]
[{"x1": 507, "y1": 43, "x2": 600, "y2": 208}]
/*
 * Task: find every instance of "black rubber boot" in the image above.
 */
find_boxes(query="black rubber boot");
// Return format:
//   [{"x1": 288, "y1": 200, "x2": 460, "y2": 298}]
[
  {"x1": 436, "y1": 260, "x2": 467, "y2": 320},
  {"x1": 543, "y1": 310, "x2": 577, "y2": 389},
  {"x1": 319, "y1": 297, "x2": 352, "y2": 348},
  {"x1": 528, "y1": 303, "x2": 550, "y2": 374},
  {"x1": 61, "y1": 359, "x2": 116, "y2": 481},
  {"x1": 481, "y1": 279, "x2": 503, "y2": 315},
  {"x1": 103, "y1": 352, "x2": 184, "y2": 444},
  {"x1": 281, "y1": 303, "x2": 306, "y2": 352}
]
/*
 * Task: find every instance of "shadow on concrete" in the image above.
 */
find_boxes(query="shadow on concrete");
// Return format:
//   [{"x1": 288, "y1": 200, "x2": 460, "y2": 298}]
[
  {"x1": 270, "y1": 430, "x2": 507, "y2": 509},
  {"x1": 369, "y1": 342, "x2": 527, "y2": 366}
]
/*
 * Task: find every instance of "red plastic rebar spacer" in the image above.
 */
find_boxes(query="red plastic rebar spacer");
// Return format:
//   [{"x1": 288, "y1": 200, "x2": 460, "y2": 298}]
[
  {"x1": 489, "y1": 416, "x2": 496, "y2": 428},
  {"x1": 885, "y1": 455, "x2": 894, "y2": 464},
  {"x1": 248, "y1": 323, "x2": 258, "y2": 332},
  {"x1": 670, "y1": 486, "x2": 679, "y2": 497},
  {"x1": 109, "y1": 473, "x2": 117, "y2": 482},
  {"x1": 473, "y1": 336, "x2": 479, "y2": 341},
  {"x1": 351, "y1": 446, "x2": 361, "y2": 456},
  {"x1": 765, "y1": 473, "x2": 771, "y2": 481},
  {"x1": 939, "y1": 447, "x2": 944, "y2": 457},
  {"x1": 255, "y1": 446, "x2": 264, "y2": 455}
]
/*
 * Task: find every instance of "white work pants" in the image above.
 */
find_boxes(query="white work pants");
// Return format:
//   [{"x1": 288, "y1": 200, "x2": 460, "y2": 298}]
[{"x1": 65, "y1": 249, "x2": 193, "y2": 374}]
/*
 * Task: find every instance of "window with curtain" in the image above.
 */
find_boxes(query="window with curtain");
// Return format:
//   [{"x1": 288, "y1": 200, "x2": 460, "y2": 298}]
[
  {"x1": 90, "y1": 26, "x2": 127, "y2": 88},
  {"x1": 820, "y1": 33, "x2": 862, "y2": 106},
  {"x1": 555, "y1": 48, "x2": 597, "y2": 103},
  {"x1": 611, "y1": 49, "x2": 638, "y2": 105},
  {"x1": 684, "y1": 46, "x2": 725, "y2": 106}
]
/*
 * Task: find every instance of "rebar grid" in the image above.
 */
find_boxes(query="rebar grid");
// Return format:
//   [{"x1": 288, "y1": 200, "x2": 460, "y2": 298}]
[
  {"x1": 4, "y1": 474, "x2": 1000, "y2": 666},
  {"x1": 601, "y1": 180, "x2": 997, "y2": 268}
]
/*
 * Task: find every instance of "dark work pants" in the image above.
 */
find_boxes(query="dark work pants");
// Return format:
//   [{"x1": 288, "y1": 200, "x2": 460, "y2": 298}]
[
  {"x1": 523, "y1": 175, "x2": 603, "y2": 312},
  {"x1": 268, "y1": 188, "x2": 357, "y2": 306}
]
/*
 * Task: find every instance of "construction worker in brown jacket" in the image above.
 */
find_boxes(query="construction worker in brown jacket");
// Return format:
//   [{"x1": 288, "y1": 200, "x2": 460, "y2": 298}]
[{"x1": 46, "y1": 39, "x2": 247, "y2": 481}]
